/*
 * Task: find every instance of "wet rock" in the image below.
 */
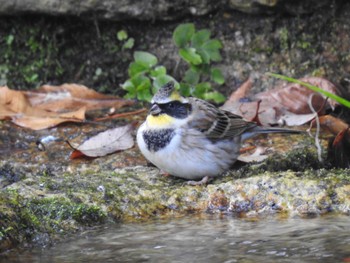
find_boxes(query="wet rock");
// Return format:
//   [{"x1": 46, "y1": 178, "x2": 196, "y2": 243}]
[
  {"x1": 0, "y1": 0, "x2": 337, "y2": 20},
  {"x1": 1, "y1": 155, "x2": 350, "y2": 252},
  {"x1": 228, "y1": 0, "x2": 334, "y2": 15},
  {"x1": 0, "y1": 0, "x2": 220, "y2": 20}
]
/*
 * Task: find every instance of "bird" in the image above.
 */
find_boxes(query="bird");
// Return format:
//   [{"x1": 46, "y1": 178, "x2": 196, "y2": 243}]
[{"x1": 137, "y1": 81, "x2": 302, "y2": 184}]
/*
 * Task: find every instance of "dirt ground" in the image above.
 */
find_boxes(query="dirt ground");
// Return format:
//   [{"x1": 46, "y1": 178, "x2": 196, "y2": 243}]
[{"x1": 0, "y1": 2, "x2": 349, "y2": 97}]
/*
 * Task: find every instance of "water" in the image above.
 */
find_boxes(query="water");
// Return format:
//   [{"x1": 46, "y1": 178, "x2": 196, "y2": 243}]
[{"x1": 2, "y1": 215, "x2": 350, "y2": 263}]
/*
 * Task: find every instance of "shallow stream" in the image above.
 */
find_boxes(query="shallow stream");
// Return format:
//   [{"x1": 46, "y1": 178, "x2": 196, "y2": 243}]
[{"x1": 2, "y1": 215, "x2": 350, "y2": 262}]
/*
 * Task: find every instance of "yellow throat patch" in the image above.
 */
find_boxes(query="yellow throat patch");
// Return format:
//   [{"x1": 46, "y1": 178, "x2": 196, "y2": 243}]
[{"x1": 147, "y1": 114, "x2": 174, "y2": 128}]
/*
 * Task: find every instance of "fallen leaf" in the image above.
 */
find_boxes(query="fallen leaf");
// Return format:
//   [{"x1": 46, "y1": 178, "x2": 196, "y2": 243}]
[
  {"x1": 0, "y1": 86, "x2": 87, "y2": 129},
  {"x1": 69, "y1": 124, "x2": 135, "y2": 158},
  {"x1": 226, "y1": 78, "x2": 252, "y2": 102},
  {"x1": 255, "y1": 77, "x2": 340, "y2": 114},
  {"x1": 70, "y1": 150, "x2": 86, "y2": 159},
  {"x1": 310, "y1": 115, "x2": 350, "y2": 168},
  {"x1": 24, "y1": 83, "x2": 134, "y2": 112},
  {"x1": 0, "y1": 86, "x2": 31, "y2": 118},
  {"x1": 311, "y1": 115, "x2": 349, "y2": 136},
  {"x1": 0, "y1": 87, "x2": 86, "y2": 130},
  {"x1": 238, "y1": 146, "x2": 270, "y2": 163},
  {"x1": 12, "y1": 107, "x2": 86, "y2": 130},
  {"x1": 0, "y1": 84, "x2": 134, "y2": 130},
  {"x1": 278, "y1": 111, "x2": 316, "y2": 126},
  {"x1": 221, "y1": 77, "x2": 341, "y2": 126}
]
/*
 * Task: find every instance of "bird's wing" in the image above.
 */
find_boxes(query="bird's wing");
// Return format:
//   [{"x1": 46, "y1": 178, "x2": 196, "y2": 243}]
[{"x1": 188, "y1": 97, "x2": 257, "y2": 140}]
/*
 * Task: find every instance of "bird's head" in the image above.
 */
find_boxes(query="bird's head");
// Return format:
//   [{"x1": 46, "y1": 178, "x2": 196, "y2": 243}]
[{"x1": 146, "y1": 82, "x2": 192, "y2": 128}]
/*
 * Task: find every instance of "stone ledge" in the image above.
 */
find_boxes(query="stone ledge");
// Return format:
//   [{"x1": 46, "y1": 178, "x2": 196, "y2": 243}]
[{"x1": 0, "y1": 0, "x2": 335, "y2": 20}]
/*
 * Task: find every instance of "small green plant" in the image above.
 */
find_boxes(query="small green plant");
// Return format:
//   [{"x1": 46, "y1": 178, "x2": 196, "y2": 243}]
[
  {"x1": 117, "y1": 30, "x2": 135, "y2": 50},
  {"x1": 173, "y1": 23, "x2": 225, "y2": 102},
  {"x1": 122, "y1": 51, "x2": 177, "y2": 101},
  {"x1": 122, "y1": 23, "x2": 225, "y2": 103}
]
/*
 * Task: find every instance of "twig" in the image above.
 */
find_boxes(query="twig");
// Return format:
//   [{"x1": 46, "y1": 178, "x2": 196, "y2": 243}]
[
  {"x1": 94, "y1": 108, "x2": 146, "y2": 121},
  {"x1": 307, "y1": 94, "x2": 322, "y2": 162}
]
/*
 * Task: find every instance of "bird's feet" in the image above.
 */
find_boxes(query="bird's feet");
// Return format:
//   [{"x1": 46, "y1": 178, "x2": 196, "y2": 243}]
[
  {"x1": 187, "y1": 176, "x2": 211, "y2": 186},
  {"x1": 160, "y1": 170, "x2": 170, "y2": 177}
]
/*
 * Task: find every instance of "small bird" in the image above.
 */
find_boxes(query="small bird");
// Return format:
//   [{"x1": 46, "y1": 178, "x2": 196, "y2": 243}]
[{"x1": 137, "y1": 82, "x2": 302, "y2": 184}]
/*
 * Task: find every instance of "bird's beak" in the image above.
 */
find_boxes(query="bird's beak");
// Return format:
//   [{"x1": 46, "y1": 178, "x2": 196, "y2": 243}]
[{"x1": 149, "y1": 103, "x2": 162, "y2": 116}]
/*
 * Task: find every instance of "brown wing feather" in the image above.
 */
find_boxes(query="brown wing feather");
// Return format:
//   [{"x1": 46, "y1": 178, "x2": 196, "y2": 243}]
[{"x1": 188, "y1": 97, "x2": 257, "y2": 140}]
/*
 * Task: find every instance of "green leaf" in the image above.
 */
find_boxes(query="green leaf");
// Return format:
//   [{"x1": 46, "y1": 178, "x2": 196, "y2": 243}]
[
  {"x1": 121, "y1": 80, "x2": 136, "y2": 98},
  {"x1": 122, "y1": 38, "x2": 134, "y2": 49},
  {"x1": 134, "y1": 51, "x2": 158, "y2": 68},
  {"x1": 191, "y1": 29, "x2": 211, "y2": 49},
  {"x1": 132, "y1": 74, "x2": 150, "y2": 87},
  {"x1": 200, "y1": 64, "x2": 211, "y2": 75},
  {"x1": 173, "y1": 23, "x2": 195, "y2": 48},
  {"x1": 183, "y1": 69, "x2": 200, "y2": 85},
  {"x1": 196, "y1": 48, "x2": 210, "y2": 64},
  {"x1": 179, "y1": 48, "x2": 202, "y2": 65},
  {"x1": 150, "y1": 66, "x2": 167, "y2": 78},
  {"x1": 203, "y1": 91, "x2": 226, "y2": 103},
  {"x1": 121, "y1": 81, "x2": 134, "y2": 92},
  {"x1": 117, "y1": 30, "x2": 128, "y2": 41},
  {"x1": 193, "y1": 82, "x2": 211, "y2": 98},
  {"x1": 190, "y1": 64, "x2": 201, "y2": 73},
  {"x1": 267, "y1": 73, "x2": 350, "y2": 108},
  {"x1": 134, "y1": 76, "x2": 152, "y2": 101},
  {"x1": 202, "y1": 39, "x2": 223, "y2": 62},
  {"x1": 153, "y1": 75, "x2": 179, "y2": 94},
  {"x1": 179, "y1": 83, "x2": 192, "y2": 97},
  {"x1": 137, "y1": 88, "x2": 153, "y2": 102},
  {"x1": 211, "y1": 68, "x2": 225, "y2": 85},
  {"x1": 128, "y1": 62, "x2": 149, "y2": 77}
]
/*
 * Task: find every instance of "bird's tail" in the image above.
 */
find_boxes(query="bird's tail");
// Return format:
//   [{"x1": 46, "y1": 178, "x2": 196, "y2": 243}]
[{"x1": 241, "y1": 126, "x2": 304, "y2": 141}]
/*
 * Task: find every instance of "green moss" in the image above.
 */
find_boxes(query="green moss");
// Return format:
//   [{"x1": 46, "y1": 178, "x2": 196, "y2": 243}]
[
  {"x1": 0, "y1": 188, "x2": 107, "y2": 251},
  {"x1": 28, "y1": 197, "x2": 106, "y2": 226}
]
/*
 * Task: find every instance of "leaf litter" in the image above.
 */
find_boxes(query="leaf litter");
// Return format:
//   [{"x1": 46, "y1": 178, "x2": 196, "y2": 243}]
[
  {"x1": 221, "y1": 76, "x2": 341, "y2": 126},
  {"x1": 69, "y1": 124, "x2": 135, "y2": 158},
  {"x1": 222, "y1": 76, "x2": 345, "y2": 164},
  {"x1": 1, "y1": 77, "x2": 347, "y2": 165},
  {"x1": 0, "y1": 84, "x2": 134, "y2": 130}
]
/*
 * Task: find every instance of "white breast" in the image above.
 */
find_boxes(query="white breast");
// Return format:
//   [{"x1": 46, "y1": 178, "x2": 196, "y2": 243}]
[{"x1": 137, "y1": 123, "x2": 241, "y2": 180}]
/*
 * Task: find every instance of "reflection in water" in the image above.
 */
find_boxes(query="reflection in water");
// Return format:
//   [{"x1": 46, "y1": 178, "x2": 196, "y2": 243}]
[{"x1": 2, "y1": 215, "x2": 350, "y2": 263}]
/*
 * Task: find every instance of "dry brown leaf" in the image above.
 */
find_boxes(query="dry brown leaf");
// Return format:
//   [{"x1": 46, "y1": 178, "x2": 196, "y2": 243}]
[
  {"x1": 24, "y1": 83, "x2": 134, "y2": 112},
  {"x1": 278, "y1": 111, "x2": 316, "y2": 126},
  {"x1": 227, "y1": 78, "x2": 253, "y2": 102},
  {"x1": 0, "y1": 86, "x2": 31, "y2": 118},
  {"x1": 0, "y1": 86, "x2": 86, "y2": 129},
  {"x1": 221, "y1": 77, "x2": 341, "y2": 126},
  {"x1": 255, "y1": 77, "x2": 340, "y2": 114},
  {"x1": 12, "y1": 107, "x2": 86, "y2": 130},
  {"x1": 1, "y1": 84, "x2": 135, "y2": 130},
  {"x1": 36, "y1": 84, "x2": 115, "y2": 99},
  {"x1": 319, "y1": 116, "x2": 350, "y2": 168},
  {"x1": 0, "y1": 103, "x2": 16, "y2": 120},
  {"x1": 311, "y1": 115, "x2": 349, "y2": 135},
  {"x1": 69, "y1": 124, "x2": 134, "y2": 158}
]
